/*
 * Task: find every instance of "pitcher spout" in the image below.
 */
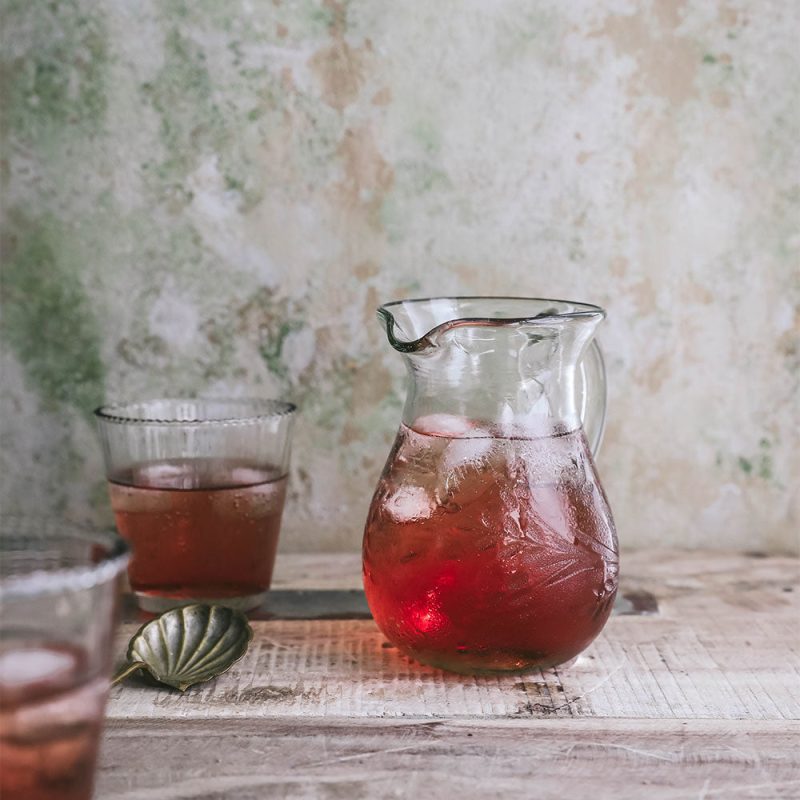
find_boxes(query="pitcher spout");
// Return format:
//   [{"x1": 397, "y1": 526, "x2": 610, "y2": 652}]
[{"x1": 377, "y1": 296, "x2": 604, "y2": 354}]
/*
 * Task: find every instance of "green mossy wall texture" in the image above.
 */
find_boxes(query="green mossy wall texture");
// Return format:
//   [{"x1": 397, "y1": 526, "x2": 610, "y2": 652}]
[{"x1": 2, "y1": 1, "x2": 798, "y2": 552}]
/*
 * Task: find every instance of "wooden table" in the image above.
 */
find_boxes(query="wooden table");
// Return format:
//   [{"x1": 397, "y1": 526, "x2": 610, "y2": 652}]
[{"x1": 97, "y1": 551, "x2": 799, "y2": 799}]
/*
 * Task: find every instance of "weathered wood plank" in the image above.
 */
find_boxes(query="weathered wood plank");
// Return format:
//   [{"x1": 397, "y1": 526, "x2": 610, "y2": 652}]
[
  {"x1": 107, "y1": 551, "x2": 800, "y2": 722},
  {"x1": 106, "y1": 614, "x2": 799, "y2": 721},
  {"x1": 271, "y1": 553, "x2": 363, "y2": 590},
  {"x1": 267, "y1": 550, "x2": 799, "y2": 597},
  {"x1": 95, "y1": 718, "x2": 800, "y2": 800},
  {"x1": 124, "y1": 587, "x2": 656, "y2": 624}
]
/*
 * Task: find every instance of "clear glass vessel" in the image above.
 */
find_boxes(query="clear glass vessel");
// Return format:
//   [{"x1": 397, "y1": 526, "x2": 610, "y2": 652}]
[
  {"x1": 363, "y1": 297, "x2": 618, "y2": 674},
  {"x1": 95, "y1": 398, "x2": 296, "y2": 613},
  {"x1": 0, "y1": 518, "x2": 129, "y2": 800}
]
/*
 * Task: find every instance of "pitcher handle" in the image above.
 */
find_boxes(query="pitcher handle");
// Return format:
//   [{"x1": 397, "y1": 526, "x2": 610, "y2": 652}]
[{"x1": 578, "y1": 340, "x2": 607, "y2": 457}]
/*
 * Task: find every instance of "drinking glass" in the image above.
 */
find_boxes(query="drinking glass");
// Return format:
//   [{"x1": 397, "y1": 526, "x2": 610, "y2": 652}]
[
  {"x1": 95, "y1": 398, "x2": 296, "y2": 613},
  {"x1": 0, "y1": 517, "x2": 129, "y2": 800}
]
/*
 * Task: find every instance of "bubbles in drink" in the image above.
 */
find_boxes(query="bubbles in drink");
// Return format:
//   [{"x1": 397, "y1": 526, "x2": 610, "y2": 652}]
[{"x1": 108, "y1": 458, "x2": 288, "y2": 610}]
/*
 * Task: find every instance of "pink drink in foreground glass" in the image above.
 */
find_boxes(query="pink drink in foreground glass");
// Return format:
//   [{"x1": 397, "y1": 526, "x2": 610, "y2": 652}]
[
  {"x1": 0, "y1": 521, "x2": 128, "y2": 800},
  {"x1": 0, "y1": 646, "x2": 107, "y2": 800}
]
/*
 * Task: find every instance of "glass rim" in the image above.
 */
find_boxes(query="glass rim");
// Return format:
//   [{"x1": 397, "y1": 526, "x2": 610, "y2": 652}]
[
  {"x1": 378, "y1": 296, "x2": 606, "y2": 353},
  {"x1": 94, "y1": 397, "x2": 297, "y2": 427},
  {"x1": 0, "y1": 519, "x2": 130, "y2": 601},
  {"x1": 379, "y1": 295, "x2": 606, "y2": 322}
]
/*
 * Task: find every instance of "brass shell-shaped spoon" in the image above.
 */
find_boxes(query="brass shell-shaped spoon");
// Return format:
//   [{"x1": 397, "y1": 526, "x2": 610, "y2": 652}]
[{"x1": 112, "y1": 604, "x2": 253, "y2": 691}]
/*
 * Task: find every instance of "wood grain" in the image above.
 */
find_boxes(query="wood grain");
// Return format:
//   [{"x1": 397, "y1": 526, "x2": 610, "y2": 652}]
[
  {"x1": 99, "y1": 551, "x2": 800, "y2": 798},
  {"x1": 107, "y1": 550, "x2": 800, "y2": 721},
  {"x1": 97, "y1": 718, "x2": 800, "y2": 800}
]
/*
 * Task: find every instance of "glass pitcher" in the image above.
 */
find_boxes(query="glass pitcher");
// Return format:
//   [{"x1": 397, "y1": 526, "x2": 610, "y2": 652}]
[{"x1": 363, "y1": 297, "x2": 618, "y2": 674}]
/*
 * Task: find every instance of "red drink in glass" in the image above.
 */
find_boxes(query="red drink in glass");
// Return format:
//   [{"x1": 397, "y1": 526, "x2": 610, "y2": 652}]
[
  {"x1": 363, "y1": 424, "x2": 618, "y2": 673},
  {"x1": 96, "y1": 398, "x2": 296, "y2": 613},
  {"x1": 108, "y1": 458, "x2": 287, "y2": 612},
  {"x1": 0, "y1": 644, "x2": 108, "y2": 800}
]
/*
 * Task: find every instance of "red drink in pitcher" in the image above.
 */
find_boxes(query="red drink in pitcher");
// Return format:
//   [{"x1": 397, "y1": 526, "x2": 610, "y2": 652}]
[
  {"x1": 364, "y1": 421, "x2": 618, "y2": 673},
  {"x1": 108, "y1": 458, "x2": 287, "y2": 612}
]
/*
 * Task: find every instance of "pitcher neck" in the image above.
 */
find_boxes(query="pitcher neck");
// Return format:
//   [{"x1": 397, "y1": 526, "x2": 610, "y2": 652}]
[{"x1": 400, "y1": 324, "x2": 594, "y2": 438}]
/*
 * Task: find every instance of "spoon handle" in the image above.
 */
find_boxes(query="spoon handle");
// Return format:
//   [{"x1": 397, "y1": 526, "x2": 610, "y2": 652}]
[{"x1": 111, "y1": 661, "x2": 147, "y2": 687}]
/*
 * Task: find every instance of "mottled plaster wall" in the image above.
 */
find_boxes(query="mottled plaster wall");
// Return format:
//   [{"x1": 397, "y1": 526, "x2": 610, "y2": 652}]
[{"x1": 1, "y1": 1, "x2": 798, "y2": 553}]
